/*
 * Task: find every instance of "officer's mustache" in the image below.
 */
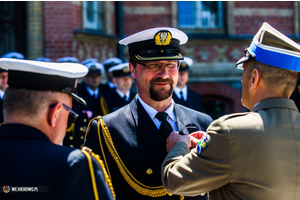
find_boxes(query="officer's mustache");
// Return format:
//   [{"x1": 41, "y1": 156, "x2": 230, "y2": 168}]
[{"x1": 150, "y1": 77, "x2": 173, "y2": 87}]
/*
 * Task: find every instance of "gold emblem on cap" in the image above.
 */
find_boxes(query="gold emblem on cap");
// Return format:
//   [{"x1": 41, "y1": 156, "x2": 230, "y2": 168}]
[
  {"x1": 90, "y1": 65, "x2": 97, "y2": 71},
  {"x1": 181, "y1": 63, "x2": 187, "y2": 68},
  {"x1": 146, "y1": 168, "x2": 153, "y2": 175},
  {"x1": 123, "y1": 67, "x2": 130, "y2": 73},
  {"x1": 155, "y1": 31, "x2": 172, "y2": 46}
]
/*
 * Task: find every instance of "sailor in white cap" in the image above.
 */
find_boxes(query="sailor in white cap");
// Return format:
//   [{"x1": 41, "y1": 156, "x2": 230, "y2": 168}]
[
  {"x1": 34, "y1": 57, "x2": 52, "y2": 62},
  {"x1": 104, "y1": 63, "x2": 136, "y2": 112},
  {"x1": 1, "y1": 52, "x2": 25, "y2": 59},
  {"x1": 0, "y1": 58, "x2": 114, "y2": 200},
  {"x1": 81, "y1": 58, "x2": 98, "y2": 66},
  {"x1": 173, "y1": 56, "x2": 204, "y2": 112},
  {"x1": 64, "y1": 61, "x2": 109, "y2": 149},
  {"x1": 101, "y1": 57, "x2": 122, "y2": 94},
  {"x1": 0, "y1": 67, "x2": 8, "y2": 123},
  {"x1": 56, "y1": 56, "x2": 79, "y2": 63},
  {"x1": 161, "y1": 22, "x2": 300, "y2": 200},
  {"x1": 84, "y1": 27, "x2": 212, "y2": 200}
]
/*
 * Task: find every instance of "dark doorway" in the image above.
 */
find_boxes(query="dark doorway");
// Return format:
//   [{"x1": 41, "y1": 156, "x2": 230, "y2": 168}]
[
  {"x1": 202, "y1": 95, "x2": 234, "y2": 120},
  {"x1": 0, "y1": 1, "x2": 27, "y2": 57}
]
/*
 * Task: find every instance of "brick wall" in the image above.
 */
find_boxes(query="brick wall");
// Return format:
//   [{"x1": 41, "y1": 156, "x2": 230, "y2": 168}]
[
  {"x1": 122, "y1": 1, "x2": 172, "y2": 35},
  {"x1": 233, "y1": 1, "x2": 295, "y2": 35},
  {"x1": 44, "y1": 1, "x2": 74, "y2": 61}
]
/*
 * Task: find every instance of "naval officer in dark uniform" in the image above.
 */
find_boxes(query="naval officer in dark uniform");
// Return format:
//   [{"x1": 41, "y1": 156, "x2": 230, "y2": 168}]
[
  {"x1": 0, "y1": 52, "x2": 24, "y2": 123},
  {"x1": 0, "y1": 68, "x2": 8, "y2": 124},
  {"x1": 84, "y1": 27, "x2": 212, "y2": 200},
  {"x1": 64, "y1": 61, "x2": 109, "y2": 148},
  {"x1": 101, "y1": 57, "x2": 122, "y2": 96},
  {"x1": 0, "y1": 58, "x2": 113, "y2": 200},
  {"x1": 173, "y1": 57, "x2": 204, "y2": 112},
  {"x1": 105, "y1": 63, "x2": 136, "y2": 112}
]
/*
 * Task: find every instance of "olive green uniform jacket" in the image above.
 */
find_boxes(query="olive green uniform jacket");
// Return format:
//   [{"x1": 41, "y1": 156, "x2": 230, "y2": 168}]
[{"x1": 162, "y1": 98, "x2": 300, "y2": 200}]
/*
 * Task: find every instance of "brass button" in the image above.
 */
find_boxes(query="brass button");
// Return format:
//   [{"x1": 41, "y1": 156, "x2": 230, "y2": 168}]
[
  {"x1": 69, "y1": 136, "x2": 73, "y2": 140},
  {"x1": 80, "y1": 127, "x2": 84, "y2": 131},
  {"x1": 80, "y1": 136, "x2": 84, "y2": 140},
  {"x1": 70, "y1": 145, "x2": 74, "y2": 148},
  {"x1": 83, "y1": 119, "x2": 87, "y2": 122},
  {"x1": 146, "y1": 168, "x2": 153, "y2": 175}
]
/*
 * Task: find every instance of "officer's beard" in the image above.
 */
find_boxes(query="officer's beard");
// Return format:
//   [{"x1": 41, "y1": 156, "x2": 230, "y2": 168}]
[{"x1": 149, "y1": 77, "x2": 173, "y2": 101}]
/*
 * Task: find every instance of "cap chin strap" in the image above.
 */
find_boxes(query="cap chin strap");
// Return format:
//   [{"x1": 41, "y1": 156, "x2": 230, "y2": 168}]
[{"x1": 63, "y1": 87, "x2": 87, "y2": 106}]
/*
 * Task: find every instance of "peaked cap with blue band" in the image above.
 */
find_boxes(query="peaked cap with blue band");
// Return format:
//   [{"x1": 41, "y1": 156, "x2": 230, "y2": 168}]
[
  {"x1": 0, "y1": 58, "x2": 88, "y2": 105},
  {"x1": 236, "y1": 22, "x2": 300, "y2": 72},
  {"x1": 119, "y1": 27, "x2": 188, "y2": 62}
]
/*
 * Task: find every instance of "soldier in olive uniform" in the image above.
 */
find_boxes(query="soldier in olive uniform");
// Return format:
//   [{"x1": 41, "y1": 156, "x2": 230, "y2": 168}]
[{"x1": 162, "y1": 22, "x2": 300, "y2": 200}]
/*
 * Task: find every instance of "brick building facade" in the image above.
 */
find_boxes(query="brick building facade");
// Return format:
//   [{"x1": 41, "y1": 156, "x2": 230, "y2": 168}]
[{"x1": 1, "y1": 1, "x2": 299, "y2": 119}]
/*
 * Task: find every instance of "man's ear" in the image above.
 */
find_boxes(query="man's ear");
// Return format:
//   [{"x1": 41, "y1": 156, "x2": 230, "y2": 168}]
[
  {"x1": 129, "y1": 63, "x2": 136, "y2": 80},
  {"x1": 48, "y1": 103, "x2": 62, "y2": 127},
  {"x1": 250, "y1": 69, "x2": 260, "y2": 89},
  {"x1": 112, "y1": 77, "x2": 117, "y2": 85}
]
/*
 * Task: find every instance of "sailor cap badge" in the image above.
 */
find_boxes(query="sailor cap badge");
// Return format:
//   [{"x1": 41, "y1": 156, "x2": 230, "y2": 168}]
[
  {"x1": 155, "y1": 31, "x2": 172, "y2": 46},
  {"x1": 123, "y1": 67, "x2": 130, "y2": 73},
  {"x1": 196, "y1": 133, "x2": 209, "y2": 155},
  {"x1": 90, "y1": 65, "x2": 97, "y2": 71}
]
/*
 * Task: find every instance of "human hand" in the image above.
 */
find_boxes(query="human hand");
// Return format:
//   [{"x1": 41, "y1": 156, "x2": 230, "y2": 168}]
[
  {"x1": 188, "y1": 131, "x2": 207, "y2": 149},
  {"x1": 166, "y1": 131, "x2": 191, "y2": 152}
]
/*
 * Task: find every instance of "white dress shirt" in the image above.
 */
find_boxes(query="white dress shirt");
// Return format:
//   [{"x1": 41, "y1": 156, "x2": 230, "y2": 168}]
[
  {"x1": 137, "y1": 95, "x2": 178, "y2": 131},
  {"x1": 174, "y1": 86, "x2": 187, "y2": 101},
  {"x1": 86, "y1": 86, "x2": 99, "y2": 99}
]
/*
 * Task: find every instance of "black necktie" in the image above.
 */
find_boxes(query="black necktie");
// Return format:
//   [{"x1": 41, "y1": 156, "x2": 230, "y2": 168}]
[
  {"x1": 179, "y1": 91, "x2": 183, "y2": 99},
  {"x1": 123, "y1": 95, "x2": 127, "y2": 101},
  {"x1": 155, "y1": 112, "x2": 173, "y2": 139}
]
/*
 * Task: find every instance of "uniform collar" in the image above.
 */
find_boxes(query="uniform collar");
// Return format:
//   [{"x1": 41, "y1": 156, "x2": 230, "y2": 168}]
[
  {"x1": 0, "y1": 123, "x2": 50, "y2": 141},
  {"x1": 252, "y1": 98, "x2": 298, "y2": 112},
  {"x1": 0, "y1": 90, "x2": 4, "y2": 99},
  {"x1": 137, "y1": 95, "x2": 176, "y2": 122},
  {"x1": 116, "y1": 89, "x2": 130, "y2": 101},
  {"x1": 174, "y1": 86, "x2": 187, "y2": 100},
  {"x1": 86, "y1": 86, "x2": 99, "y2": 98}
]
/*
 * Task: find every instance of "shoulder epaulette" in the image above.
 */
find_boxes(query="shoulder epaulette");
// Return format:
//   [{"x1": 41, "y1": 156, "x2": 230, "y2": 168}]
[
  {"x1": 81, "y1": 146, "x2": 116, "y2": 200},
  {"x1": 219, "y1": 112, "x2": 249, "y2": 121}
]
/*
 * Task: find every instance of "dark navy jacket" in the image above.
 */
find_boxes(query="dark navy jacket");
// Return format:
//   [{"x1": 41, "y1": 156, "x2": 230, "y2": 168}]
[
  {"x1": 64, "y1": 82, "x2": 108, "y2": 149},
  {"x1": 105, "y1": 90, "x2": 136, "y2": 113},
  {"x1": 84, "y1": 96, "x2": 212, "y2": 200},
  {"x1": 172, "y1": 89, "x2": 204, "y2": 112},
  {"x1": 0, "y1": 124, "x2": 113, "y2": 200}
]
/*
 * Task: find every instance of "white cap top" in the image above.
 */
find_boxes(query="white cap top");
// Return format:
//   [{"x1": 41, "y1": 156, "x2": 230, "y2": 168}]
[
  {"x1": 102, "y1": 57, "x2": 122, "y2": 66},
  {"x1": 108, "y1": 63, "x2": 129, "y2": 72},
  {"x1": 0, "y1": 58, "x2": 88, "y2": 105},
  {"x1": 34, "y1": 57, "x2": 52, "y2": 62},
  {"x1": 180, "y1": 57, "x2": 193, "y2": 67},
  {"x1": 1, "y1": 52, "x2": 25, "y2": 59},
  {"x1": 81, "y1": 58, "x2": 98, "y2": 65},
  {"x1": 56, "y1": 57, "x2": 79, "y2": 63},
  {"x1": 0, "y1": 58, "x2": 88, "y2": 78},
  {"x1": 119, "y1": 27, "x2": 188, "y2": 46},
  {"x1": 85, "y1": 61, "x2": 104, "y2": 74}
]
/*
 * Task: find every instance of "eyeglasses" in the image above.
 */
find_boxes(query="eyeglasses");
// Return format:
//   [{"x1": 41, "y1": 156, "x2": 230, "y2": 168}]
[
  {"x1": 136, "y1": 61, "x2": 180, "y2": 72},
  {"x1": 49, "y1": 103, "x2": 78, "y2": 126}
]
